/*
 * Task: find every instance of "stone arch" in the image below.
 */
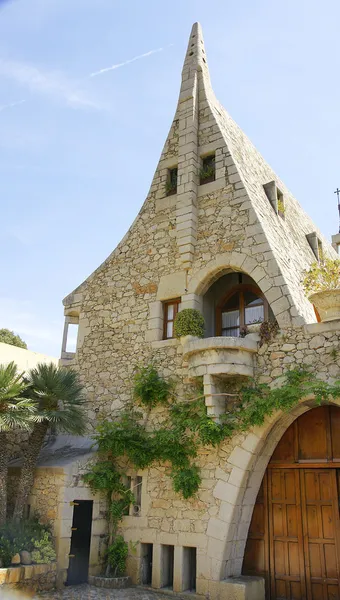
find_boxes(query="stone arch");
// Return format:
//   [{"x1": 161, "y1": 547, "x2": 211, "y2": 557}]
[
  {"x1": 187, "y1": 251, "x2": 291, "y2": 327},
  {"x1": 204, "y1": 396, "x2": 340, "y2": 583}
]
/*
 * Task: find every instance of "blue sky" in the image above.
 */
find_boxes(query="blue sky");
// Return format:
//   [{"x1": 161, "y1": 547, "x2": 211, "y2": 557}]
[{"x1": 1, "y1": 0, "x2": 340, "y2": 356}]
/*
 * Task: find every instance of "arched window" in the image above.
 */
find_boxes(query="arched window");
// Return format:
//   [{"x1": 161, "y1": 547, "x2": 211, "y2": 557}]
[{"x1": 216, "y1": 285, "x2": 268, "y2": 337}]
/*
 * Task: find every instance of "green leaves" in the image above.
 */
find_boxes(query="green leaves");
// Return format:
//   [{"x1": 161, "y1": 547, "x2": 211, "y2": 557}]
[
  {"x1": 26, "y1": 363, "x2": 87, "y2": 435},
  {"x1": 302, "y1": 258, "x2": 340, "y2": 294},
  {"x1": 0, "y1": 362, "x2": 36, "y2": 432},
  {"x1": 0, "y1": 329, "x2": 27, "y2": 349},
  {"x1": 133, "y1": 365, "x2": 172, "y2": 408},
  {"x1": 107, "y1": 535, "x2": 128, "y2": 577},
  {"x1": 173, "y1": 309, "x2": 205, "y2": 338}
]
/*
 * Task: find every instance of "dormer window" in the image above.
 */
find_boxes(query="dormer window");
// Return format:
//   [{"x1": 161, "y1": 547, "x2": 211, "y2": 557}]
[
  {"x1": 165, "y1": 167, "x2": 178, "y2": 196},
  {"x1": 263, "y1": 181, "x2": 285, "y2": 218},
  {"x1": 200, "y1": 154, "x2": 215, "y2": 184},
  {"x1": 306, "y1": 232, "x2": 323, "y2": 261}
]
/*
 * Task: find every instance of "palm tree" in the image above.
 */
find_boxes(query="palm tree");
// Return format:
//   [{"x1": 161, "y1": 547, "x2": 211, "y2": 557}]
[
  {"x1": 0, "y1": 362, "x2": 37, "y2": 525},
  {"x1": 13, "y1": 363, "x2": 87, "y2": 521}
]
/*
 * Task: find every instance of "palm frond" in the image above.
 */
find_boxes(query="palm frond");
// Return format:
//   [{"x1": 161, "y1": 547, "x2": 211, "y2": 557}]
[
  {"x1": 0, "y1": 362, "x2": 37, "y2": 431},
  {"x1": 26, "y1": 363, "x2": 87, "y2": 435}
]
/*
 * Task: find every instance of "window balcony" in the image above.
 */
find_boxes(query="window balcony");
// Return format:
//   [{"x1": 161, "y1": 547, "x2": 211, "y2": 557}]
[{"x1": 182, "y1": 335, "x2": 258, "y2": 379}]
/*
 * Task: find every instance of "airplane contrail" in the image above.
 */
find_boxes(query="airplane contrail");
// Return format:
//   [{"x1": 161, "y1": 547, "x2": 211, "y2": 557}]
[
  {"x1": 89, "y1": 47, "x2": 168, "y2": 78},
  {"x1": 0, "y1": 99, "x2": 26, "y2": 112}
]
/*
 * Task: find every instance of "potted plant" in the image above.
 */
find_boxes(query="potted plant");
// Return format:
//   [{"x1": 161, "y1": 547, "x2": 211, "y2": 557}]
[
  {"x1": 174, "y1": 309, "x2": 205, "y2": 344},
  {"x1": 302, "y1": 258, "x2": 340, "y2": 322}
]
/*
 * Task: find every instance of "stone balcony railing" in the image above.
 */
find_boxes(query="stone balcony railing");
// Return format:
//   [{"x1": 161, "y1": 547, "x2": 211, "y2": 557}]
[
  {"x1": 182, "y1": 335, "x2": 259, "y2": 420},
  {"x1": 182, "y1": 335, "x2": 258, "y2": 378}
]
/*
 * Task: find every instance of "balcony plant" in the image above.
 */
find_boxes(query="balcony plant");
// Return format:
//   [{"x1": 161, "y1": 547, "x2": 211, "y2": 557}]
[
  {"x1": 199, "y1": 163, "x2": 215, "y2": 185},
  {"x1": 302, "y1": 258, "x2": 340, "y2": 322},
  {"x1": 174, "y1": 309, "x2": 205, "y2": 342}
]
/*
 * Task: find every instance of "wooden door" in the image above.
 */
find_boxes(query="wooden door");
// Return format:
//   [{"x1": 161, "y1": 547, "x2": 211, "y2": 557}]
[
  {"x1": 268, "y1": 469, "x2": 306, "y2": 599},
  {"x1": 244, "y1": 469, "x2": 340, "y2": 599},
  {"x1": 301, "y1": 470, "x2": 340, "y2": 600}
]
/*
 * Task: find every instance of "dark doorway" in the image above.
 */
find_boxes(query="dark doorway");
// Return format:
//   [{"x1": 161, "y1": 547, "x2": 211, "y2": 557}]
[
  {"x1": 183, "y1": 546, "x2": 196, "y2": 591},
  {"x1": 66, "y1": 500, "x2": 93, "y2": 586},
  {"x1": 141, "y1": 543, "x2": 153, "y2": 585},
  {"x1": 161, "y1": 544, "x2": 174, "y2": 589}
]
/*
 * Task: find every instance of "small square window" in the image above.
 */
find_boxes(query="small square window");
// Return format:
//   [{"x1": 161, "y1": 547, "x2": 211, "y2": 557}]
[
  {"x1": 263, "y1": 181, "x2": 285, "y2": 218},
  {"x1": 165, "y1": 167, "x2": 178, "y2": 196},
  {"x1": 163, "y1": 299, "x2": 181, "y2": 339},
  {"x1": 306, "y1": 232, "x2": 323, "y2": 261},
  {"x1": 200, "y1": 154, "x2": 215, "y2": 185}
]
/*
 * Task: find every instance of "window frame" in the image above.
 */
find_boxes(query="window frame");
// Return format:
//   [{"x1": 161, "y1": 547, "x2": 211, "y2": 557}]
[
  {"x1": 163, "y1": 298, "x2": 181, "y2": 340},
  {"x1": 166, "y1": 167, "x2": 178, "y2": 196},
  {"x1": 200, "y1": 153, "x2": 216, "y2": 185},
  {"x1": 216, "y1": 284, "x2": 268, "y2": 337}
]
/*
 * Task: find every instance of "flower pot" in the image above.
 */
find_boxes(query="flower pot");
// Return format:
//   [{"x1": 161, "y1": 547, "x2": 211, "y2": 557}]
[
  {"x1": 247, "y1": 323, "x2": 262, "y2": 333},
  {"x1": 308, "y1": 289, "x2": 340, "y2": 322}
]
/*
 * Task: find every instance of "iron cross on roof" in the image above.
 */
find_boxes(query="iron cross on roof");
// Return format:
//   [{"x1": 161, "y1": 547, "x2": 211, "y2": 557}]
[{"x1": 334, "y1": 188, "x2": 340, "y2": 233}]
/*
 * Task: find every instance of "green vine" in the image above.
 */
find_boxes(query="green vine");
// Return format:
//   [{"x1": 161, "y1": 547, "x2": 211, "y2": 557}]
[{"x1": 84, "y1": 366, "x2": 340, "y2": 556}]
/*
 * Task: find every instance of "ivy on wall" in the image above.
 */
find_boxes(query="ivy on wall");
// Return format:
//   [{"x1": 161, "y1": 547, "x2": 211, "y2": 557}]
[{"x1": 84, "y1": 365, "x2": 340, "y2": 529}]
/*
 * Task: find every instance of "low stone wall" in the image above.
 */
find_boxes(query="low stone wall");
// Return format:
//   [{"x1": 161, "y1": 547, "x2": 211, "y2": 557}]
[{"x1": 0, "y1": 562, "x2": 57, "y2": 592}]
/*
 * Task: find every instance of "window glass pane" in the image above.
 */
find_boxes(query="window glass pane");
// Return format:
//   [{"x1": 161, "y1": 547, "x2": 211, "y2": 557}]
[
  {"x1": 223, "y1": 293, "x2": 239, "y2": 311},
  {"x1": 222, "y1": 309, "x2": 239, "y2": 329},
  {"x1": 167, "y1": 321, "x2": 173, "y2": 338},
  {"x1": 244, "y1": 291, "x2": 263, "y2": 307},
  {"x1": 222, "y1": 328, "x2": 239, "y2": 338},
  {"x1": 167, "y1": 304, "x2": 174, "y2": 320},
  {"x1": 245, "y1": 304, "x2": 264, "y2": 325}
]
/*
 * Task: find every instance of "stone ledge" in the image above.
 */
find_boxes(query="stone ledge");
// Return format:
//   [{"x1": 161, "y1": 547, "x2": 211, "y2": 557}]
[
  {"x1": 0, "y1": 562, "x2": 57, "y2": 590},
  {"x1": 217, "y1": 576, "x2": 265, "y2": 600},
  {"x1": 304, "y1": 319, "x2": 340, "y2": 335},
  {"x1": 88, "y1": 574, "x2": 131, "y2": 588},
  {"x1": 182, "y1": 336, "x2": 258, "y2": 358},
  {"x1": 151, "y1": 338, "x2": 179, "y2": 349}
]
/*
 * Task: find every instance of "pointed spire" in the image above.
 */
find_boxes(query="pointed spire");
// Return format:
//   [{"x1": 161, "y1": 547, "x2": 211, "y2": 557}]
[{"x1": 179, "y1": 22, "x2": 211, "y2": 102}]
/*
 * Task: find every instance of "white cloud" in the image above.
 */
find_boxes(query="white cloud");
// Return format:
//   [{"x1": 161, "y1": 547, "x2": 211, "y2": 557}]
[
  {"x1": 0, "y1": 57, "x2": 101, "y2": 109},
  {"x1": 89, "y1": 46, "x2": 169, "y2": 77}
]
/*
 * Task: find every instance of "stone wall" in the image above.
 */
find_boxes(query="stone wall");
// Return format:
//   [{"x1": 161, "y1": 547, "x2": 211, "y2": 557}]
[
  {"x1": 56, "y1": 22, "x2": 340, "y2": 598},
  {"x1": 0, "y1": 562, "x2": 57, "y2": 593}
]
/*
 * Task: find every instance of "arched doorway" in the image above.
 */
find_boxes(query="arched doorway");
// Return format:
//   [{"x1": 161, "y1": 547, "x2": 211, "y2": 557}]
[{"x1": 243, "y1": 406, "x2": 340, "y2": 600}]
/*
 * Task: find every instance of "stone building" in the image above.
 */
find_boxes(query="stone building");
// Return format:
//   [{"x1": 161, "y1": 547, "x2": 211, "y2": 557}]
[{"x1": 28, "y1": 22, "x2": 340, "y2": 599}]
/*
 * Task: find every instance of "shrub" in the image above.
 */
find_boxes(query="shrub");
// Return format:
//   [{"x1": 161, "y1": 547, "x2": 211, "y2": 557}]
[
  {"x1": 0, "y1": 518, "x2": 54, "y2": 567},
  {"x1": 107, "y1": 535, "x2": 128, "y2": 576},
  {"x1": 173, "y1": 309, "x2": 205, "y2": 339},
  {"x1": 302, "y1": 258, "x2": 340, "y2": 295},
  {"x1": 133, "y1": 365, "x2": 172, "y2": 408},
  {"x1": 31, "y1": 531, "x2": 56, "y2": 564}
]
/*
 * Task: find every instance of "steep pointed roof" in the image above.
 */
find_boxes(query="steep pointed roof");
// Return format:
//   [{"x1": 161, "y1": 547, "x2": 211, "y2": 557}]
[{"x1": 64, "y1": 23, "x2": 337, "y2": 327}]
